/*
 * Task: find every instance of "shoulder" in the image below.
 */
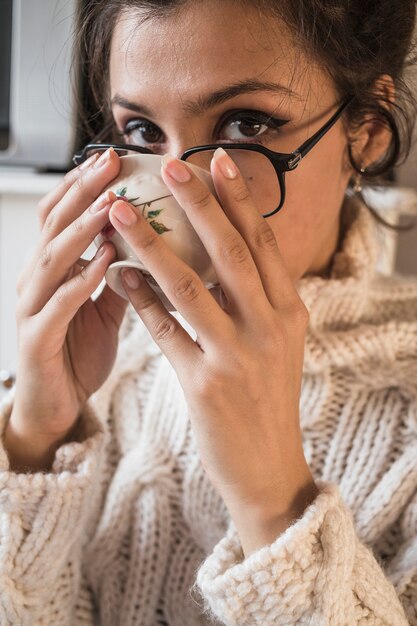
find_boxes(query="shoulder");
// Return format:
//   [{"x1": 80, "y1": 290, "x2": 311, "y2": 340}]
[
  {"x1": 365, "y1": 272, "x2": 417, "y2": 363},
  {"x1": 357, "y1": 272, "x2": 417, "y2": 397},
  {"x1": 365, "y1": 271, "x2": 417, "y2": 326}
]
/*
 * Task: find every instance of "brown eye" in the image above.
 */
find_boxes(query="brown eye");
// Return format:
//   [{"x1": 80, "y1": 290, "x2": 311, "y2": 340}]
[
  {"x1": 120, "y1": 120, "x2": 164, "y2": 146},
  {"x1": 229, "y1": 118, "x2": 265, "y2": 138},
  {"x1": 219, "y1": 111, "x2": 289, "y2": 143}
]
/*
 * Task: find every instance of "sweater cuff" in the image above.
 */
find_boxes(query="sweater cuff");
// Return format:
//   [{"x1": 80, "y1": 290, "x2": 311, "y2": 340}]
[
  {"x1": 0, "y1": 388, "x2": 108, "y2": 620},
  {"x1": 0, "y1": 386, "x2": 106, "y2": 476},
  {"x1": 195, "y1": 480, "x2": 356, "y2": 626}
]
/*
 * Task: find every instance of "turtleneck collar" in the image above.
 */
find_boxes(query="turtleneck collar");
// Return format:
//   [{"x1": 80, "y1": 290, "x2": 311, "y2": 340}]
[
  {"x1": 296, "y1": 190, "x2": 379, "y2": 332},
  {"x1": 160, "y1": 190, "x2": 417, "y2": 389}
]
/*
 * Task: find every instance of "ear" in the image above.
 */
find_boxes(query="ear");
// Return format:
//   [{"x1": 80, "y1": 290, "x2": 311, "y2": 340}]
[{"x1": 348, "y1": 74, "x2": 395, "y2": 171}]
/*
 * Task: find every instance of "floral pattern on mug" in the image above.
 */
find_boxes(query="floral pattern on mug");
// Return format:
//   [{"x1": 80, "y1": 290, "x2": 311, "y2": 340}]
[{"x1": 116, "y1": 186, "x2": 173, "y2": 235}]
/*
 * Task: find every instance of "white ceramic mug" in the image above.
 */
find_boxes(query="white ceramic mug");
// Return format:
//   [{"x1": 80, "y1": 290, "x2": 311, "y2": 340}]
[{"x1": 90, "y1": 153, "x2": 220, "y2": 311}]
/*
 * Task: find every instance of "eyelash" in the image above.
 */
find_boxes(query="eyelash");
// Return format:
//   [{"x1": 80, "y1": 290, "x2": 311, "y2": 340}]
[{"x1": 114, "y1": 110, "x2": 289, "y2": 148}]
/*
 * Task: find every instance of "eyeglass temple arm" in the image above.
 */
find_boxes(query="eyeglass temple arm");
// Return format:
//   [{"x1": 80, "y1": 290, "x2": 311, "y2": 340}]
[
  {"x1": 72, "y1": 117, "x2": 120, "y2": 165},
  {"x1": 286, "y1": 95, "x2": 354, "y2": 170}
]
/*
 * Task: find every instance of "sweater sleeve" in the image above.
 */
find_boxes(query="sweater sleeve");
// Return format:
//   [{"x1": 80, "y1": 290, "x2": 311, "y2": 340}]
[
  {"x1": 0, "y1": 386, "x2": 107, "y2": 626},
  {"x1": 385, "y1": 488, "x2": 417, "y2": 625},
  {"x1": 194, "y1": 479, "x2": 414, "y2": 626}
]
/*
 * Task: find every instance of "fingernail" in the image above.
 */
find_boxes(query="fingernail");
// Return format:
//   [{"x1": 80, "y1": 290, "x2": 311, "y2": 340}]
[
  {"x1": 111, "y1": 201, "x2": 138, "y2": 226},
  {"x1": 213, "y1": 147, "x2": 238, "y2": 179},
  {"x1": 89, "y1": 191, "x2": 113, "y2": 214},
  {"x1": 161, "y1": 153, "x2": 192, "y2": 183},
  {"x1": 79, "y1": 153, "x2": 99, "y2": 171},
  {"x1": 93, "y1": 147, "x2": 114, "y2": 169},
  {"x1": 122, "y1": 268, "x2": 142, "y2": 289}
]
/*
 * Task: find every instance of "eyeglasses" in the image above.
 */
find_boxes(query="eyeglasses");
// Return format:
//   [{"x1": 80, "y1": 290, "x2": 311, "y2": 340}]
[{"x1": 73, "y1": 95, "x2": 354, "y2": 218}]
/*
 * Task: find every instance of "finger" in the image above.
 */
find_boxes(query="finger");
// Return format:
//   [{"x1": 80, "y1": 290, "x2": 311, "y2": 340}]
[
  {"x1": 17, "y1": 247, "x2": 86, "y2": 300},
  {"x1": 55, "y1": 261, "x2": 129, "y2": 334},
  {"x1": 160, "y1": 154, "x2": 273, "y2": 320},
  {"x1": 120, "y1": 267, "x2": 200, "y2": 377},
  {"x1": 25, "y1": 148, "x2": 120, "y2": 291},
  {"x1": 38, "y1": 147, "x2": 120, "y2": 248},
  {"x1": 209, "y1": 148, "x2": 302, "y2": 312},
  {"x1": 16, "y1": 155, "x2": 102, "y2": 295},
  {"x1": 36, "y1": 153, "x2": 100, "y2": 230},
  {"x1": 108, "y1": 199, "x2": 233, "y2": 345},
  {"x1": 35, "y1": 242, "x2": 115, "y2": 341},
  {"x1": 20, "y1": 192, "x2": 117, "y2": 317}
]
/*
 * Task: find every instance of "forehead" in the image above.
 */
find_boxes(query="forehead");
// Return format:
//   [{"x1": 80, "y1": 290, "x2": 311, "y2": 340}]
[{"x1": 109, "y1": 3, "x2": 327, "y2": 108}]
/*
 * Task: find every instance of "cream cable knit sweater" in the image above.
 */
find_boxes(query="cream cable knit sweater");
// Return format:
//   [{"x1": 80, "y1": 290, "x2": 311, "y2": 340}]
[{"x1": 0, "y1": 190, "x2": 416, "y2": 626}]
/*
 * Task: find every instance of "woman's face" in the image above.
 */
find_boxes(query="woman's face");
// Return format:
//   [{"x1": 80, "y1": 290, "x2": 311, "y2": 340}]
[{"x1": 109, "y1": 1, "x2": 355, "y2": 282}]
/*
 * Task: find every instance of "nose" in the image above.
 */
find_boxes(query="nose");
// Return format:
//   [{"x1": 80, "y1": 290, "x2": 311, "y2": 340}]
[
  {"x1": 163, "y1": 128, "x2": 211, "y2": 160},
  {"x1": 164, "y1": 142, "x2": 196, "y2": 160}
]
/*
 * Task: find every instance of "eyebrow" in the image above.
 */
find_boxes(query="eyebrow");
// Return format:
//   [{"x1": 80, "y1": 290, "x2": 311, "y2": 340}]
[{"x1": 111, "y1": 78, "x2": 300, "y2": 117}]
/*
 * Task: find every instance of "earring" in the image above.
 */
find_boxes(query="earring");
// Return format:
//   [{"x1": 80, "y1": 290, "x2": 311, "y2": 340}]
[{"x1": 353, "y1": 167, "x2": 366, "y2": 193}]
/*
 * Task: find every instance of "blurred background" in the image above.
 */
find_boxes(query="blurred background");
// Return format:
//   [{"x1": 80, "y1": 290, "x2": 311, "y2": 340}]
[{"x1": 0, "y1": 0, "x2": 416, "y2": 390}]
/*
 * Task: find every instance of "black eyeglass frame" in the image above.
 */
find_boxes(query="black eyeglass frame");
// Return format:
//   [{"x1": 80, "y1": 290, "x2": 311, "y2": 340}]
[{"x1": 73, "y1": 95, "x2": 354, "y2": 218}]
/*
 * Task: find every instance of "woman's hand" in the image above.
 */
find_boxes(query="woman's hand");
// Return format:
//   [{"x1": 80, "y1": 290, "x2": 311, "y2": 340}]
[
  {"x1": 108, "y1": 147, "x2": 318, "y2": 552},
  {"x1": 6, "y1": 148, "x2": 128, "y2": 470}
]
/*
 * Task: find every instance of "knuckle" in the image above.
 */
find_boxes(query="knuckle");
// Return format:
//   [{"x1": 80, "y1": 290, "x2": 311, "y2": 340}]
[
  {"x1": 253, "y1": 221, "x2": 277, "y2": 250},
  {"x1": 73, "y1": 173, "x2": 95, "y2": 205},
  {"x1": 74, "y1": 172, "x2": 87, "y2": 194},
  {"x1": 173, "y1": 272, "x2": 200, "y2": 303},
  {"x1": 190, "y1": 190, "x2": 212, "y2": 212},
  {"x1": 232, "y1": 185, "x2": 251, "y2": 204},
  {"x1": 140, "y1": 231, "x2": 159, "y2": 254},
  {"x1": 78, "y1": 265, "x2": 89, "y2": 283},
  {"x1": 135, "y1": 293, "x2": 158, "y2": 313},
  {"x1": 36, "y1": 197, "x2": 50, "y2": 223},
  {"x1": 55, "y1": 282, "x2": 70, "y2": 306},
  {"x1": 43, "y1": 209, "x2": 56, "y2": 233},
  {"x1": 64, "y1": 166, "x2": 78, "y2": 184},
  {"x1": 221, "y1": 234, "x2": 250, "y2": 265},
  {"x1": 287, "y1": 301, "x2": 310, "y2": 326},
  {"x1": 39, "y1": 242, "x2": 53, "y2": 271},
  {"x1": 71, "y1": 214, "x2": 85, "y2": 236},
  {"x1": 154, "y1": 316, "x2": 178, "y2": 343}
]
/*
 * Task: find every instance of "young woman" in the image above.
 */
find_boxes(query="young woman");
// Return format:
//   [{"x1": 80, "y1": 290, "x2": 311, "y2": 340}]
[{"x1": 1, "y1": 1, "x2": 416, "y2": 624}]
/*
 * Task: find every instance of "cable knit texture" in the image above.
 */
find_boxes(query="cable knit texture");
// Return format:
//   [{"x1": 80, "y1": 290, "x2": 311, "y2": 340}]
[{"x1": 0, "y1": 189, "x2": 416, "y2": 625}]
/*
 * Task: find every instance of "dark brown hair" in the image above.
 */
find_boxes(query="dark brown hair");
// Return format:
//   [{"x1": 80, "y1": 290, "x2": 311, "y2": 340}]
[{"x1": 71, "y1": 0, "x2": 417, "y2": 231}]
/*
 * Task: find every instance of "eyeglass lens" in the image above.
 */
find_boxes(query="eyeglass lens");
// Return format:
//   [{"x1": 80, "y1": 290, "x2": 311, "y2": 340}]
[
  {"x1": 84, "y1": 146, "x2": 144, "y2": 160},
  {"x1": 84, "y1": 146, "x2": 280, "y2": 217},
  {"x1": 186, "y1": 149, "x2": 280, "y2": 217}
]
